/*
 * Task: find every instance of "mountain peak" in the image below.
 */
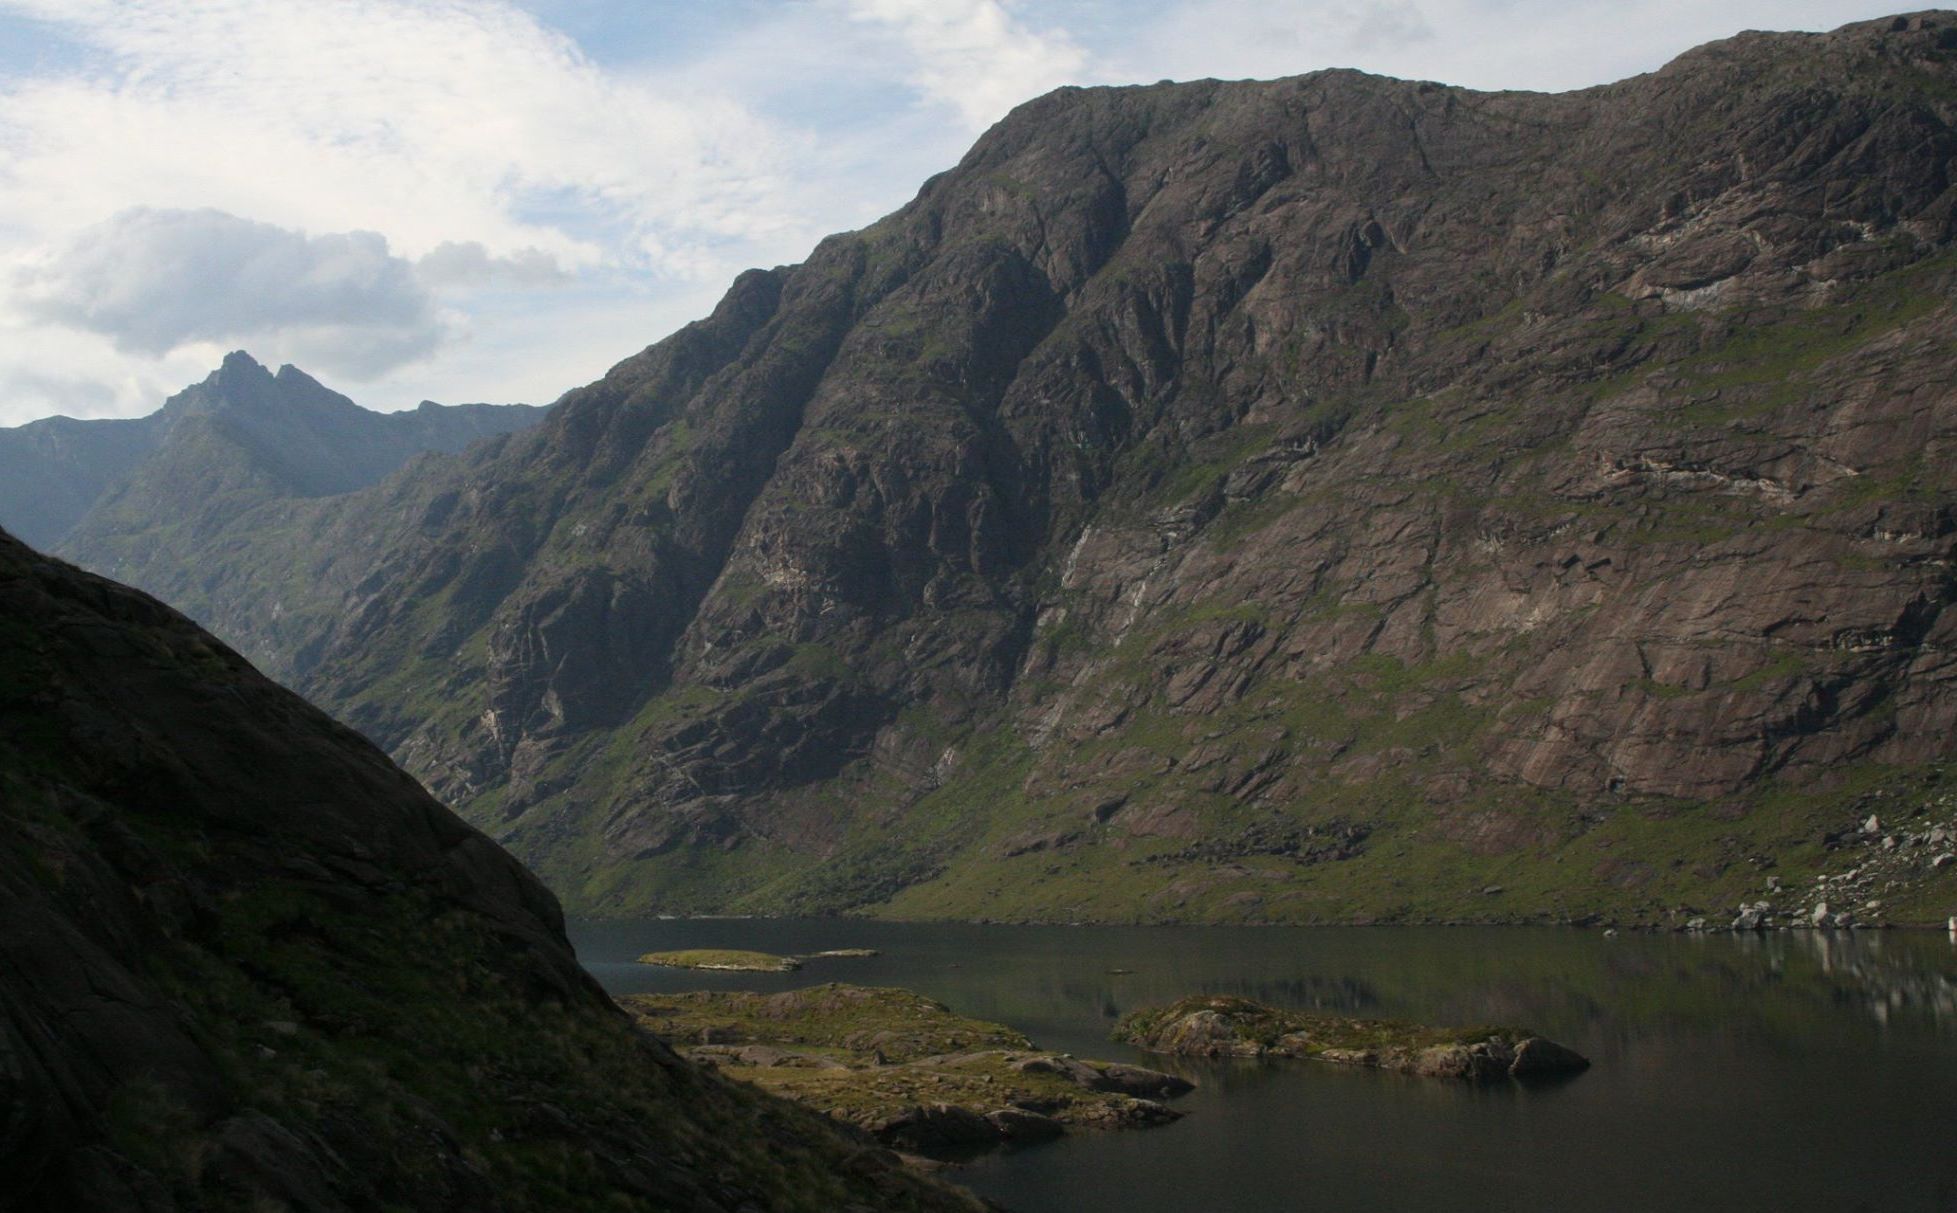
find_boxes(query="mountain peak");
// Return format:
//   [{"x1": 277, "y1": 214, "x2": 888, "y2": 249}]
[
  {"x1": 163, "y1": 350, "x2": 282, "y2": 419},
  {"x1": 273, "y1": 362, "x2": 323, "y2": 388}
]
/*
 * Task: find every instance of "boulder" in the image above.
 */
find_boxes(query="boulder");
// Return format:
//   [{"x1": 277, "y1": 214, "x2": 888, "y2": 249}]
[
  {"x1": 1730, "y1": 903, "x2": 1771, "y2": 931},
  {"x1": 1510, "y1": 1037, "x2": 1592, "y2": 1077},
  {"x1": 876, "y1": 1103, "x2": 1001, "y2": 1151},
  {"x1": 984, "y1": 1108, "x2": 1064, "y2": 1143}
]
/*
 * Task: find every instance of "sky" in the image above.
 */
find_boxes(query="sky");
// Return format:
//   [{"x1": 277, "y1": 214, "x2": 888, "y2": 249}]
[{"x1": 0, "y1": 0, "x2": 1911, "y2": 425}]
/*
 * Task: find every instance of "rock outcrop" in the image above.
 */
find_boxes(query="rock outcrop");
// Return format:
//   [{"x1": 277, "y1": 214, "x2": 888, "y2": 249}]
[
  {"x1": 1114, "y1": 996, "x2": 1589, "y2": 1082},
  {"x1": 39, "y1": 14, "x2": 1957, "y2": 925},
  {"x1": 0, "y1": 530, "x2": 978, "y2": 1211}
]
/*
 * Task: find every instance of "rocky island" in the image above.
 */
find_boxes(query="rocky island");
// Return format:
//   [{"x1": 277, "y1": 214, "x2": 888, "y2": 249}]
[
  {"x1": 1116, "y1": 996, "x2": 1590, "y2": 1082},
  {"x1": 625, "y1": 984, "x2": 1194, "y2": 1151},
  {"x1": 638, "y1": 948, "x2": 805, "y2": 972}
]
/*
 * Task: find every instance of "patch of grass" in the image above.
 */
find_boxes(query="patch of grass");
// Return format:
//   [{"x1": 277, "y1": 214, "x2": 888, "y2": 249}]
[{"x1": 627, "y1": 984, "x2": 1029, "y2": 1061}]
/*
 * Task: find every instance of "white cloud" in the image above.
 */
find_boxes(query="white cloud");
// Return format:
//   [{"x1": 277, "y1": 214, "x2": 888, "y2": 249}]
[
  {"x1": 0, "y1": 0, "x2": 862, "y2": 422},
  {"x1": 0, "y1": 367, "x2": 118, "y2": 421},
  {"x1": 843, "y1": 0, "x2": 1090, "y2": 130},
  {"x1": 416, "y1": 242, "x2": 571, "y2": 290},
  {"x1": 19, "y1": 208, "x2": 444, "y2": 378},
  {"x1": 1108, "y1": 0, "x2": 1907, "y2": 93},
  {"x1": 0, "y1": 0, "x2": 800, "y2": 268}
]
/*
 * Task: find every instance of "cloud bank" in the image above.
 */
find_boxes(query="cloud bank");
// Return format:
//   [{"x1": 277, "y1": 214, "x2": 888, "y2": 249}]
[{"x1": 20, "y1": 208, "x2": 444, "y2": 378}]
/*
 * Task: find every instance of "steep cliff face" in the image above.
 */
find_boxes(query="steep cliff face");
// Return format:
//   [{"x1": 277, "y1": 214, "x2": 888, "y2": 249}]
[
  {"x1": 0, "y1": 530, "x2": 979, "y2": 1211},
  {"x1": 98, "y1": 14, "x2": 1957, "y2": 923}
]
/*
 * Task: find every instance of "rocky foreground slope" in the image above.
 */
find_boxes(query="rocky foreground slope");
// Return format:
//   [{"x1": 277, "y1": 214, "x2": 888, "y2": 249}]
[
  {"x1": 0, "y1": 529, "x2": 978, "y2": 1211},
  {"x1": 69, "y1": 13, "x2": 1957, "y2": 925}
]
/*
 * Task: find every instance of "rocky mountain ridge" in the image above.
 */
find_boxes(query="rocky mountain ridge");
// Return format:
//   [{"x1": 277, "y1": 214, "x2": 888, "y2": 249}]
[
  {"x1": 56, "y1": 12, "x2": 1957, "y2": 926},
  {"x1": 0, "y1": 350, "x2": 543, "y2": 552},
  {"x1": 0, "y1": 527, "x2": 978, "y2": 1211}
]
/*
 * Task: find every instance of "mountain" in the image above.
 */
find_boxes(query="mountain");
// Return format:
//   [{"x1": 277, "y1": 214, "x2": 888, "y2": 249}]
[
  {"x1": 0, "y1": 351, "x2": 543, "y2": 554},
  {"x1": 65, "y1": 13, "x2": 1957, "y2": 925},
  {"x1": 0, "y1": 527, "x2": 979, "y2": 1211},
  {"x1": 0, "y1": 413, "x2": 165, "y2": 550}
]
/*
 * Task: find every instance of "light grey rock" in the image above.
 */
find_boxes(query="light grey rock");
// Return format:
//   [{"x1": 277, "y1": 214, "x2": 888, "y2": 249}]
[{"x1": 1730, "y1": 903, "x2": 1771, "y2": 931}]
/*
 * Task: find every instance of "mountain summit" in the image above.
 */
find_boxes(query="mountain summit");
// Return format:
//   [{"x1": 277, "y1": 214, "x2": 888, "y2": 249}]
[
  {"x1": 61, "y1": 14, "x2": 1957, "y2": 925},
  {"x1": 0, "y1": 352, "x2": 543, "y2": 552}
]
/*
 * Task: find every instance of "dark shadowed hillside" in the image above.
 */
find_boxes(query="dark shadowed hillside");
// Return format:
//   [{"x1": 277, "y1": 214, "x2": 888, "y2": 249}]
[
  {"x1": 0, "y1": 529, "x2": 980, "y2": 1211},
  {"x1": 69, "y1": 13, "x2": 1957, "y2": 926}
]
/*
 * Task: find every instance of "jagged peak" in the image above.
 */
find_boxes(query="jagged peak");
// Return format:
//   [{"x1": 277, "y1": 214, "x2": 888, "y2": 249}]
[{"x1": 158, "y1": 352, "x2": 366, "y2": 425}]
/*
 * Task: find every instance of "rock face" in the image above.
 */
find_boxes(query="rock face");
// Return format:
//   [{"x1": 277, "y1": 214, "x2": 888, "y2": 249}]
[
  {"x1": 49, "y1": 14, "x2": 1957, "y2": 923},
  {"x1": 0, "y1": 530, "x2": 977, "y2": 1211},
  {"x1": 1114, "y1": 996, "x2": 1590, "y2": 1082}
]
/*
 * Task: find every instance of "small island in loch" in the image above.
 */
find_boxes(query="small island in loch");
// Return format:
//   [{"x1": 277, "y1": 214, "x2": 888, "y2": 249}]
[
  {"x1": 1116, "y1": 996, "x2": 1590, "y2": 1082},
  {"x1": 624, "y1": 984, "x2": 1194, "y2": 1151},
  {"x1": 635, "y1": 948, "x2": 803, "y2": 972}
]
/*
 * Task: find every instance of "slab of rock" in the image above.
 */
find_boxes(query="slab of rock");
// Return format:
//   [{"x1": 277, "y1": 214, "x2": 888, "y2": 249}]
[{"x1": 1010, "y1": 1054, "x2": 1194, "y2": 1098}]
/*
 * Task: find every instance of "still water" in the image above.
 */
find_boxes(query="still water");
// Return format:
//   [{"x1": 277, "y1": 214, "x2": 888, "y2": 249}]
[{"x1": 569, "y1": 919, "x2": 1957, "y2": 1213}]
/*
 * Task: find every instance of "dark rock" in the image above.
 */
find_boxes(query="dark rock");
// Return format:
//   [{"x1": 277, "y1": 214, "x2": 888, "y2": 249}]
[
  {"x1": 878, "y1": 1103, "x2": 1002, "y2": 1150},
  {"x1": 1510, "y1": 1036, "x2": 1593, "y2": 1078},
  {"x1": 985, "y1": 1107, "x2": 1065, "y2": 1143},
  {"x1": 1086, "y1": 1062, "x2": 1196, "y2": 1099}
]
